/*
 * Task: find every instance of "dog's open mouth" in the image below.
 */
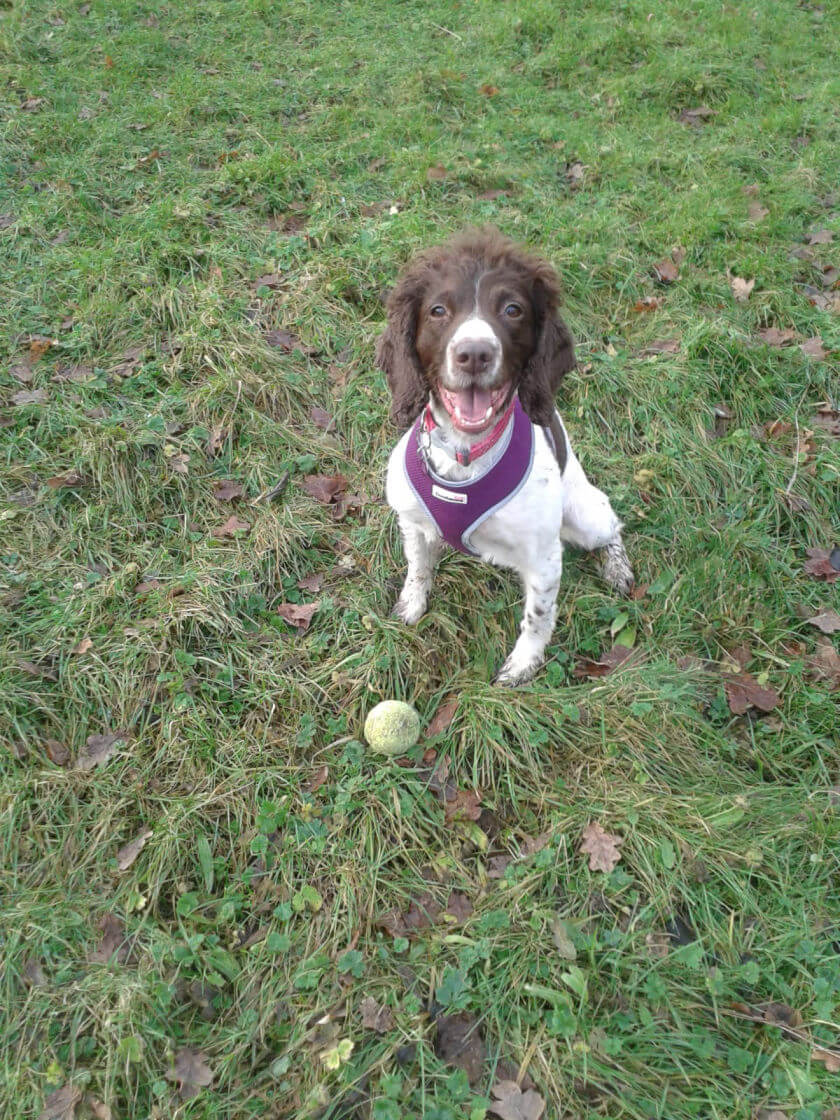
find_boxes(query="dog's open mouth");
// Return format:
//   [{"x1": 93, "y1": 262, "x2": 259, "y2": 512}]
[{"x1": 439, "y1": 385, "x2": 509, "y2": 433}]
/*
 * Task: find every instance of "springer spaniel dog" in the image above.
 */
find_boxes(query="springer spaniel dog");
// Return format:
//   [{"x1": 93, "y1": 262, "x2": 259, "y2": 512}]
[{"x1": 378, "y1": 229, "x2": 633, "y2": 685}]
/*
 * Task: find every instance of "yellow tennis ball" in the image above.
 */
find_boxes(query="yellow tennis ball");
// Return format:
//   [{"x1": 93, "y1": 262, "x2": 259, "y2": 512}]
[{"x1": 363, "y1": 701, "x2": 421, "y2": 756}]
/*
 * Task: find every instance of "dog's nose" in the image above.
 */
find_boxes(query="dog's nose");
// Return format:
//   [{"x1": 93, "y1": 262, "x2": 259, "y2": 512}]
[{"x1": 453, "y1": 340, "x2": 493, "y2": 376}]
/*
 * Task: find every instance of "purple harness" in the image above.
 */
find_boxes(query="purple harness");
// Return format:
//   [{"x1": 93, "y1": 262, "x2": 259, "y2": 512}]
[{"x1": 404, "y1": 396, "x2": 535, "y2": 556}]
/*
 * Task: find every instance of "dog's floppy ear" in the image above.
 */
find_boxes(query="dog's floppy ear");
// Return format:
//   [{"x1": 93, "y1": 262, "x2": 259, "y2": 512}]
[
  {"x1": 518, "y1": 262, "x2": 575, "y2": 427},
  {"x1": 376, "y1": 273, "x2": 428, "y2": 429}
]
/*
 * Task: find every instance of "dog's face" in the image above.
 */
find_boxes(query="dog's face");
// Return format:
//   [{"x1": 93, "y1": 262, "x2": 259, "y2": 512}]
[{"x1": 377, "y1": 228, "x2": 575, "y2": 432}]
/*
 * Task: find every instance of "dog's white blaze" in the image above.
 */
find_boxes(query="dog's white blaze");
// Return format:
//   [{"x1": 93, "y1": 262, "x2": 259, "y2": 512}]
[{"x1": 445, "y1": 316, "x2": 501, "y2": 380}]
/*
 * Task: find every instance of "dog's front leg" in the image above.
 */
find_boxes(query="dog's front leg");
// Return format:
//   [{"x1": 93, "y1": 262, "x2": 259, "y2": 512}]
[
  {"x1": 495, "y1": 541, "x2": 564, "y2": 686},
  {"x1": 393, "y1": 519, "x2": 441, "y2": 625}
]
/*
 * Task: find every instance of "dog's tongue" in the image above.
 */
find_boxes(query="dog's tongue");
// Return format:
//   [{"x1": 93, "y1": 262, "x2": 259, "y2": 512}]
[{"x1": 451, "y1": 386, "x2": 493, "y2": 425}]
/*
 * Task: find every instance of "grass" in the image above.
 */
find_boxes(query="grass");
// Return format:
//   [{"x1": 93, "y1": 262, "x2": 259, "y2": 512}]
[{"x1": 1, "y1": 0, "x2": 839, "y2": 1117}]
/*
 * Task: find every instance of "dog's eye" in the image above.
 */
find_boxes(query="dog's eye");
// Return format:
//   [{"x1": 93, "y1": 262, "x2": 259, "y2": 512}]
[
  {"x1": 503, "y1": 303, "x2": 523, "y2": 318},
  {"x1": 429, "y1": 305, "x2": 448, "y2": 318}
]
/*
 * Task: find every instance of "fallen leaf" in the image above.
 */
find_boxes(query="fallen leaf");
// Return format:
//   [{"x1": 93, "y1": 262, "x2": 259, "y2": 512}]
[
  {"x1": 748, "y1": 201, "x2": 769, "y2": 222},
  {"x1": 296, "y1": 572, "x2": 323, "y2": 593},
  {"x1": 86, "y1": 1098, "x2": 112, "y2": 1120},
  {"x1": 646, "y1": 931, "x2": 671, "y2": 959},
  {"x1": 806, "y1": 611, "x2": 840, "y2": 634},
  {"x1": 116, "y1": 827, "x2": 153, "y2": 871},
  {"x1": 803, "y1": 547, "x2": 840, "y2": 582},
  {"x1": 427, "y1": 695, "x2": 459, "y2": 737},
  {"x1": 633, "y1": 296, "x2": 663, "y2": 312},
  {"x1": 302, "y1": 473, "x2": 348, "y2": 504},
  {"x1": 444, "y1": 890, "x2": 474, "y2": 925},
  {"x1": 488, "y1": 1079, "x2": 546, "y2": 1120},
  {"x1": 24, "y1": 957, "x2": 47, "y2": 986},
  {"x1": 808, "y1": 637, "x2": 840, "y2": 691},
  {"x1": 808, "y1": 229, "x2": 834, "y2": 246},
  {"x1": 135, "y1": 148, "x2": 163, "y2": 167},
  {"x1": 573, "y1": 644, "x2": 634, "y2": 679},
  {"x1": 22, "y1": 96, "x2": 47, "y2": 112},
  {"x1": 812, "y1": 1046, "x2": 840, "y2": 1073},
  {"x1": 564, "y1": 160, "x2": 585, "y2": 187},
  {"x1": 168, "y1": 1048, "x2": 214, "y2": 1100},
  {"x1": 360, "y1": 996, "x2": 394, "y2": 1033},
  {"x1": 551, "y1": 916, "x2": 577, "y2": 960},
  {"x1": 729, "y1": 274, "x2": 755, "y2": 303},
  {"x1": 378, "y1": 891, "x2": 443, "y2": 938},
  {"x1": 487, "y1": 853, "x2": 513, "y2": 878},
  {"x1": 206, "y1": 426, "x2": 228, "y2": 456},
  {"x1": 810, "y1": 403, "x2": 839, "y2": 434},
  {"x1": 724, "y1": 672, "x2": 780, "y2": 714},
  {"x1": 77, "y1": 731, "x2": 125, "y2": 771},
  {"x1": 212, "y1": 515, "x2": 251, "y2": 538},
  {"x1": 0, "y1": 212, "x2": 14, "y2": 229},
  {"x1": 263, "y1": 327, "x2": 314, "y2": 352},
  {"x1": 45, "y1": 739, "x2": 70, "y2": 766},
  {"x1": 10, "y1": 363, "x2": 33, "y2": 383},
  {"x1": 52, "y1": 363, "x2": 96, "y2": 384},
  {"x1": 306, "y1": 764, "x2": 329, "y2": 793},
  {"x1": 38, "y1": 1084, "x2": 81, "y2": 1120},
  {"x1": 426, "y1": 164, "x2": 448, "y2": 181},
  {"x1": 13, "y1": 389, "x2": 48, "y2": 406},
  {"x1": 799, "y1": 337, "x2": 829, "y2": 361},
  {"x1": 89, "y1": 913, "x2": 131, "y2": 964},
  {"x1": 580, "y1": 821, "x2": 623, "y2": 873},
  {"x1": 641, "y1": 338, "x2": 680, "y2": 355},
  {"x1": 435, "y1": 1013, "x2": 486, "y2": 1085},
  {"x1": 19, "y1": 660, "x2": 58, "y2": 682},
  {"x1": 109, "y1": 345, "x2": 145, "y2": 377},
  {"x1": 212, "y1": 480, "x2": 244, "y2": 501},
  {"x1": 757, "y1": 327, "x2": 796, "y2": 347},
  {"x1": 678, "y1": 105, "x2": 716, "y2": 125},
  {"x1": 277, "y1": 601, "x2": 320, "y2": 633},
  {"x1": 480, "y1": 83, "x2": 499, "y2": 96},
  {"x1": 46, "y1": 471, "x2": 87, "y2": 489},
  {"x1": 309, "y1": 405, "x2": 335, "y2": 431},
  {"x1": 73, "y1": 637, "x2": 93, "y2": 655},
  {"x1": 444, "y1": 787, "x2": 482, "y2": 824},
  {"x1": 478, "y1": 188, "x2": 509, "y2": 200},
  {"x1": 652, "y1": 257, "x2": 679, "y2": 284}
]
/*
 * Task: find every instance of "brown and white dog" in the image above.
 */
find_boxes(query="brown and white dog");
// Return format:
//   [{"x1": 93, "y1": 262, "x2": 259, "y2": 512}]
[{"x1": 378, "y1": 228, "x2": 633, "y2": 685}]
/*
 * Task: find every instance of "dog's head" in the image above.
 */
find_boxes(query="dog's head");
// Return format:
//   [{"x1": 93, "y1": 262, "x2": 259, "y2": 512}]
[{"x1": 377, "y1": 228, "x2": 575, "y2": 432}]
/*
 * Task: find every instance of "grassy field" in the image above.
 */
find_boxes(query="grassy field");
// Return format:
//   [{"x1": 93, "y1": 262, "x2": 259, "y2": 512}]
[{"x1": 2, "y1": 0, "x2": 840, "y2": 1117}]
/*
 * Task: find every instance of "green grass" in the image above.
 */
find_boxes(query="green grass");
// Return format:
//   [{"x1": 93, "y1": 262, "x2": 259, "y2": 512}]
[{"x1": 2, "y1": 0, "x2": 840, "y2": 1117}]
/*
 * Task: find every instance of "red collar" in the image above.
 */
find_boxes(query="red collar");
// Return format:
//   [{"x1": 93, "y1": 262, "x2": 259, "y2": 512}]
[{"x1": 422, "y1": 394, "x2": 517, "y2": 467}]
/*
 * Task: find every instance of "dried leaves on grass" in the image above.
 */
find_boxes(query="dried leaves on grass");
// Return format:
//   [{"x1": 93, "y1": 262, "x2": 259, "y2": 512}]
[
  {"x1": 488, "y1": 1081, "x2": 546, "y2": 1120},
  {"x1": 573, "y1": 644, "x2": 634, "y2": 679},
  {"x1": 359, "y1": 996, "x2": 395, "y2": 1033},
  {"x1": 724, "y1": 672, "x2": 780, "y2": 715},
  {"x1": 168, "y1": 1047, "x2": 214, "y2": 1100},
  {"x1": 580, "y1": 822, "x2": 623, "y2": 873},
  {"x1": 39, "y1": 1085, "x2": 81, "y2": 1120},
  {"x1": 803, "y1": 547, "x2": 840, "y2": 582},
  {"x1": 277, "y1": 601, "x2": 320, "y2": 633},
  {"x1": 116, "y1": 827, "x2": 153, "y2": 871},
  {"x1": 76, "y1": 732, "x2": 125, "y2": 771}
]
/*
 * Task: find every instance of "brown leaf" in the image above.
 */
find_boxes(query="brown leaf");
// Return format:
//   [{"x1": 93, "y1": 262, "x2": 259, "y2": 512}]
[
  {"x1": 724, "y1": 672, "x2": 780, "y2": 714},
  {"x1": 573, "y1": 644, "x2": 634, "y2": 679},
  {"x1": 633, "y1": 296, "x2": 663, "y2": 312},
  {"x1": 806, "y1": 611, "x2": 840, "y2": 634},
  {"x1": 810, "y1": 403, "x2": 839, "y2": 435},
  {"x1": 89, "y1": 913, "x2": 130, "y2": 964},
  {"x1": 24, "y1": 957, "x2": 48, "y2": 986},
  {"x1": 378, "y1": 891, "x2": 443, "y2": 938},
  {"x1": 427, "y1": 695, "x2": 459, "y2": 737},
  {"x1": 135, "y1": 148, "x2": 163, "y2": 167},
  {"x1": 444, "y1": 787, "x2": 482, "y2": 824},
  {"x1": 435, "y1": 1013, "x2": 486, "y2": 1085},
  {"x1": 426, "y1": 164, "x2": 448, "y2": 181},
  {"x1": 808, "y1": 637, "x2": 840, "y2": 691},
  {"x1": 46, "y1": 471, "x2": 87, "y2": 489},
  {"x1": 116, "y1": 827, "x2": 153, "y2": 871},
  {"x1": 306, "y1": 764, "x2": 329, "y2": 793},
  {"x1": 168, "y1": 1047, "x2": 214, "y2": 1100},
  {"x1": 72, "y1": 637, "x2": 93, "y2": 656},
  {"x1": 564, "y1": 160, "x2": 585, "y2": 186},
  {"x1": 800, "y1": 337, "x2": 829, "y2": 361},
  {"x1": 748, "y1": 201, "x2": 769, "y2": 221},
  {"x1": 263, "y1": 327, "x2": 314, "y2": 353},
  {"x1": 808, "y1": 228, "x2": 834, "y2": 246},
  {"x1": 19, "y1": 660, "x2": 58, "y2": 682},
  {"x1": 52, "y1": 363, "x2": 96, "y2": 384},
  {"x1": 45, "y1": 739, "x2": 70, "y2": 766},
  {"x1": 277, "y1": 601, "x2": 320, "y2": 633},
  {"x1": 360, "y1": 996, "x2": 394, "y2": 1033},
  {"x1": 0, "y1": 212, "x2": 15, "y2": 229},
  {"x1": 77, "y1": 731, "x2": 125, "y2": 771},
  {"x1": 488, "y1": 1080, "x2": 546, "y2": 1120},
  {"x1": 812, "y1": 1046, "x2": 840, "y2": 1073},
  {"x1": 641, "y1": 338, "x2": 680, "y2": 355},
  {"x1": 580, "y1": 821, "x2": 624, "y2": 873},
  {"x1": 39, "y1": 1084, "x2": 81, "y2": 1120},
  {"x1": 297, "y1": 572, "x2": 323, "y2": 593},
  {"x1": 652, "y1": 257, "x2": 679, "y2": 284},
  {"x1": 646, "y1": 931, "x2": 671, "y2": 959},
  {"x1": 487, "y1": 853, "x2": 513, "y2": 879},
  {"x1": 678, "y1": 105, "x2": 716, "y2": 124},
  {"x1": 803, "y1": 547, "x2": 840, "y2": 582},
  {"x1": 444, "y1": 890, "x2": 474, "y2": 925},
  {"x1": 302, "y1": 473, "x2": 348, "y2": 504},
  {"x1": 729, "y1": 274, "x2": 755, "y2": 303},
  {"x1": 480, "y1": 83, "x2": 499, "y2": 96},
  {"x1": 212, "y1": 515, "x2": 250, "y2": 538},
  {"x1": 86, "y1": 1098, "x2": 112, "y2": 1120},
  {"x1": 206, "y1": 426, "x2": 228, "y2": 457},
  {"x1": 13, "y1": 388, "x2": 48, "y2": 406},
  {"x1": 212, "y1": 480, "x2": 244, "y2": 502},
  {"x1": 757, "y1": 327, "x2": 796, "y2": 347},
  {"x1": 478, "y1": 188, "x2": 509, "y2": 200},
  {"x1": 22, "y1": 96, "x2": 47, "y2": 112},
  {"x1": 10, "y1": 363, "x2": 34, "y2": 383},
  {"x1": 310, "y1": 405, "x2": 335, "y2": 431}
]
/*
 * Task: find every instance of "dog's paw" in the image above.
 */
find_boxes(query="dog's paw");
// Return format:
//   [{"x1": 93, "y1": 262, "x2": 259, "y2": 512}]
[
  {"x1": 392, "y1": 595, "x2": 427, "y2": 626},
  {"x1": 494, "y1": 653, "x2": 541, "y2": 688},
  {"x1": 602, "y1": 540, "x2": 635, "y2": 597}
]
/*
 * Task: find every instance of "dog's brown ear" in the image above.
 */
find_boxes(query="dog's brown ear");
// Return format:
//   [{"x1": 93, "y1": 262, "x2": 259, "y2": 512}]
[
  {"x1": 376, "y1": 274, "x2": 428, "y2": 429},
  {"x1": 518, "y1": 263, "x2": 575, "y2": 426}
]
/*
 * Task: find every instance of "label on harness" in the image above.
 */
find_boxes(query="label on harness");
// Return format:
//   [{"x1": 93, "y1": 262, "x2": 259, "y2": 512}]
[{"x1": 431, "y1": 484, "x2": 468, "y2": 504}]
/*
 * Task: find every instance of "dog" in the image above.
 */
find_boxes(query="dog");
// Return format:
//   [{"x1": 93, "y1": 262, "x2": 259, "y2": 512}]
[{"x1": 377, "y1": 228, "x2": 633, "y2": 685}]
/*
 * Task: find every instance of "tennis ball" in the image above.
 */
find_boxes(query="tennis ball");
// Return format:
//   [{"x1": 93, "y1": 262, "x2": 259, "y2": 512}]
[{"x1": 363, "y1": 701, "x2": 421, "y2": 756}]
